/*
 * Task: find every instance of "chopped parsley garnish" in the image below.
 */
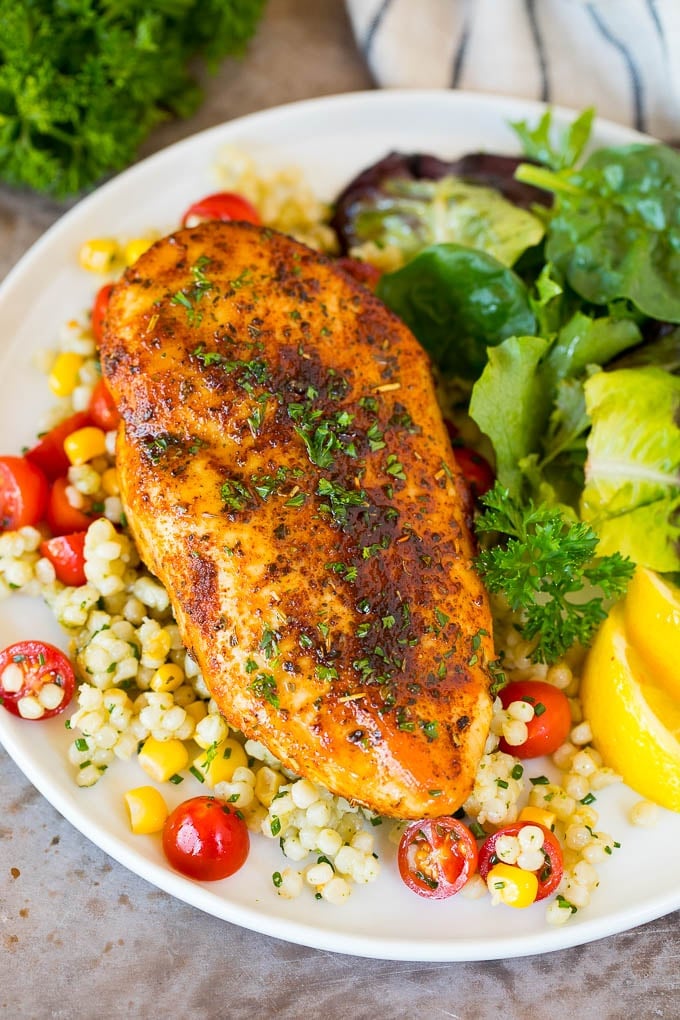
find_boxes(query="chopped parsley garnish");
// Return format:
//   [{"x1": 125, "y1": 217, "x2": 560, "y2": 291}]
[{"x1": 249, "y1": 672, "x2": 280, "y2": 709}]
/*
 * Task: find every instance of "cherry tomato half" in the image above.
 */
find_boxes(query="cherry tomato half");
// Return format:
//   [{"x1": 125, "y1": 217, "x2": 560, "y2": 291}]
[
  {"x1": 0, "y1": 640, "x2": 76, "y2": 720},
  {"x1": 91, "y1": 282, "x2": 115, "y2": 345},
  {"x1": 0, "y1": 456, "x2": 49, "y2": 531},
  {"x1": 398, "y1": 817, "x2": 478, "y2": 899},
  {"x1": 88, "y1": 378, "x2": 120, "y2": 431},
  {"x1": 452, "y1": 445, "x2": 495, "y2": 500},
  {"x1": 25, "y1": 411, "x2": 92, "y2": 481},
  {"x1": 498, "y1": 680, "x2": 572, "y2": 759},
  {"x1": 162, "y1": 796, "x2": 250, "y2": 881},
  {"x1": 46, "y1": 477, "x2": 99, "y2": 536},
  {"x1": 40, "y1": 531, "x2": 87, "y2": 587},
  {"x1": 478, "y1": 821, "x2": 564, "y2": 902},
  {"x1": 181, "y1": 192, "x2": 261, "y2": 229}
]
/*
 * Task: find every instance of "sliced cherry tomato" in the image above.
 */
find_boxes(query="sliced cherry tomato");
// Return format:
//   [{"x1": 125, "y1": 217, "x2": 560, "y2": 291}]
[
  {"x1": 452, "y1": 445, "x2": 495, "y2": 500},
  {"x1": 478, "y1": 821, "x2": 564, "y2": 902},
  {"x1": 40, "y1": 531, "x2": 87, "y2": 587},
  {"x1": 46, "y1": 477, "x2": 98, "y2": 536},
  {"x1": 88, "y1": 378, "x2": 120, "y2": 431},
  {"x1": 25, "y1": 411, "x2": 92, "y2": 481},
  {"x1": 498, "y1": 680, "x2": 572, "y2": 759},
  {"x1": 162, "y1": 796, "x2": 250, "y2": 881},
  {"x1": 336, "y1": 256, "x2": 382, "y2": 292},
  {"x1": 181, "y1": 192, "x2": 261, "y2": 229},
  {"x1": 0, "y1": 456, "x2": 49, "y2": 531},
  {"x1": 0, "y1": 640, "x2": 76, "y2": 720},
  {"x1": 398, "y1": 817, "x2": 478, "y2": 899},
  {"x1": 91, "y1": 282, "x2": 115, "y2": 345}
]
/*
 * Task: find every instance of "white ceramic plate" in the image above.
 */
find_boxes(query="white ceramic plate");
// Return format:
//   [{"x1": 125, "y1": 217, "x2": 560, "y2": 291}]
[{"x1": 0, "y1": 90, "x2": 678, "y2": 962}]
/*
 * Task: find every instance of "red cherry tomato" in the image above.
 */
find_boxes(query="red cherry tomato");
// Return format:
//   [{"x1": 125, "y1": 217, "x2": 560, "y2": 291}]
[
  {"x1": 336, "y1": 256, "x2": 382, "y2": 291},
  {"x1": 46, "y1": 477, "x2": 98, "y2": 536},
  {"x1": 498, "y1": 680, "x2": 572, "y2": 759},
  {"x1": 88, "y1": 378, "x2": 120, "y2": 431},
  {"x1": 0, "y1": 640, "x2": 76, "y2": 720},
  {"x1": 91, "y1": 283, "x2": 114, "y2": 345},
  {"x1": 181, "y1": 192, "x2": 261, "y2": 229},
  {"x1": 398, "y1": 817, "x2": 478, "y2": 899},
  {"x1": 478, "y1": 822, "x2": 564, "y2": 902},
  {"x1": 25, "y1": 412, "x2": 92, "y2": 481},
  {"x1": 162, "y1": 796, "x2": 250, "y2": 881},
  {"x1": 40, "y1": 531, "x2": 87, "y2": 587},
  {"x1": 0, "y1": 456, "x2": 49, "y2": 531},
  {"x1": 452, "y1": 445, "x2": 495, "y2": 500}
]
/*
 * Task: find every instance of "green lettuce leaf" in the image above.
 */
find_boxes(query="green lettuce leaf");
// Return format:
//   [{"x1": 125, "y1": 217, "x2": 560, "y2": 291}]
[
  {"x1": 581, "y1": 367, "x2": 680, "y2": 571},
  {"x1": 468, "y1": 335, "x2": 550, "y2": 497},
  {"x1": 351, "y1": 176, "x2": 544, "y2": 267}
]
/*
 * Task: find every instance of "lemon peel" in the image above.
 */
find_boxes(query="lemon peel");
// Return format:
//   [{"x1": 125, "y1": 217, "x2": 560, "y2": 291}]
[
  {"x1": 581, "y1": 604, "x2": 680, "y2": 812},
  {"x1": 623, "y1": 566, "x2": 680, "y2": 701}
]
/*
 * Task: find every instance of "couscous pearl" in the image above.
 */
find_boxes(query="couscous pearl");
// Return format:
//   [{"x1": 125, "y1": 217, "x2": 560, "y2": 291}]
[
  {"x1": 38, "y1": 683, "x2": 65, "y2": 710},
  {"x1": 18, "y1": 696, "x2": 44, "y2": 719},
  {"x1": 495, "y1": 835, "x2": 520, "y2": 864},
  {"x1": 570, "y1": 721, "x2": 593, "y2": 746},
  {"x1": 1, "y1": 662, "x2": 25, "y2": 693},
  {"x1": 321, "y1": 876, "x2": 352, "y2": 904},
  {"x1": 305, "y1": 861, "x2": 334, "y2": 886},
  {"x1": 507, "y1": 699, "x2": 535, "y2": 723},
  {"x1": 630, "y1": 799, "x2": 659, "y2": 827},
  {"x1": 276, "y1": 869, "x2": 303, "y2": 899},
  {"x1": 291, "y1": 779, "x2": 320, "y2": 809}
]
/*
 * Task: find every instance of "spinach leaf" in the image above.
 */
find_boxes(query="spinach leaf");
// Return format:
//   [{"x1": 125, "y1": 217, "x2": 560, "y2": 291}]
[
  {"x1": 376, "y1": 243, "x2": 536, "y2": 380},
  {"x1": 516, "y1": 143, "x2": 680, "y2": 323}
]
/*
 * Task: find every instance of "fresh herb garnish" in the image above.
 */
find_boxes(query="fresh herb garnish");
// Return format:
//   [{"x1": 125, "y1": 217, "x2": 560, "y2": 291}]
[{"x1": 475, "y1": 484, "x2": 634, "y2": 663}]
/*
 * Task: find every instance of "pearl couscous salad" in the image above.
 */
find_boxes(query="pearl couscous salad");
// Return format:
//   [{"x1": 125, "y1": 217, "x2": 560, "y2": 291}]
[{"x1": 1, "y1": 117, "x2": 677, "y2": 923}]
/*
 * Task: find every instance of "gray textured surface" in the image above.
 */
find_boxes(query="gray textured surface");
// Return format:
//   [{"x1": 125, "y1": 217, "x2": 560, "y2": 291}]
[{"x1": 1, "y1": 2, "x2": 678, "y2": 1017}]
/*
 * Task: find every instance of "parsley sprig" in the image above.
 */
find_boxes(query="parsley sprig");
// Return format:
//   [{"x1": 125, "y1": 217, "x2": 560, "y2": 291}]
[
  {"x1": 0, "y1": 1, "x2": 266, "y2": 197},
  {"x1": 475, "y1": 484, "x2": 634, "y2": 664}
]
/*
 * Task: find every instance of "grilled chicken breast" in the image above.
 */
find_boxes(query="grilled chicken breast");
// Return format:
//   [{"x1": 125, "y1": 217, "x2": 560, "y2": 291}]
[{"x1": 102, "y1": 220, "x2": 494, "y2": 819}]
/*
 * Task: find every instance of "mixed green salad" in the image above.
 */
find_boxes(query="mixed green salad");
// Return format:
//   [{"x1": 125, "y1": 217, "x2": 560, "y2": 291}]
[{"x1": 335, "y1": 109, "x2": 680, "y2": 665}]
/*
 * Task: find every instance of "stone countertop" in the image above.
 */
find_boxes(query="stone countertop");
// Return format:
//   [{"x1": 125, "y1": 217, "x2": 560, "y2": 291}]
[{"x1": 1, "y1": 2, "x2": 678, "y2": 1017}]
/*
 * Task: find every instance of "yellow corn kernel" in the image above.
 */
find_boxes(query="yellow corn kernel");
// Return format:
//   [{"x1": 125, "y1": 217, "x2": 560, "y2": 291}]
[
  {"x1": 254, "y1": 765, "x2": 285, "y2": 807},
  {"x1": 124, "y1": 785, "x2": 169, "y2": 834},
  {"x1": 518, "y1": 805, "x2": 556, "y2": 830},
  {"x1": 101, "y1": 467, "x2": 120, "y2": 496},
  {"x1": 79, "y1": 238, "x2": 120, "y2": 273},
  {"x1": 49, "y1": 351, "x2": 84, "y2": 397},
  {"x1": 138, "y1": 736, "x2": 189, "y2": 783},
  {"x1": 150, "y1": 663, "x2": 185, "y2": 693},
  {"x1": 64, "y1": 426, "x2": 107, "y2": 466},
  {"x1": 185, "y1": 700, "x2": 208, "y2": 724},
  {"x1": 486, "y1": 863, "x2": 538, "y2": 908},
  {"x1": 123, "y1": 237, "x2": 155, "y2": 265},
  {"x1": 192, "y1": 737, "x2": 247, "y2": 787}
]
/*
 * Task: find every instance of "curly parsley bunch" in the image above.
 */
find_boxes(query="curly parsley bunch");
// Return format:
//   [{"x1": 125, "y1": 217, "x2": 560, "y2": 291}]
[{"x1": 0, "y1": 0, "x2": 266, "y2": 197}]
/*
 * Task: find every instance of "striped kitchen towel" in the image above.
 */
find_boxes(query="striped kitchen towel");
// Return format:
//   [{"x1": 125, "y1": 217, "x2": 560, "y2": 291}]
[{"x1": 345, "y1": 0, "x2": 680, "y2": 139}]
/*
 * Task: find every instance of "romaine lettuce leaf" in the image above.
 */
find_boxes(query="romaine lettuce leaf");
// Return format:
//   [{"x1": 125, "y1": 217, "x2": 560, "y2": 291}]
[{"x1": 581, "y1": 367, "x2": 680, "y2": 571}]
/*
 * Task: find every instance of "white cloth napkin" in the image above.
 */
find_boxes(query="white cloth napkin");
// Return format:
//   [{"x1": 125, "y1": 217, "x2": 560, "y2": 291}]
[{"x1": 345, "y1": 0, "x2": 680, "y2": 140}]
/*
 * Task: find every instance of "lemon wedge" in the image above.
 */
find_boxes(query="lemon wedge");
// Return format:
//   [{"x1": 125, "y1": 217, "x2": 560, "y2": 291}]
[
  {"x1": 581, "y1": 604, "x2": 680, "y2": 812},
  {"x1": 623, "y1": 566, "x2": 680, "y2": 701}
]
